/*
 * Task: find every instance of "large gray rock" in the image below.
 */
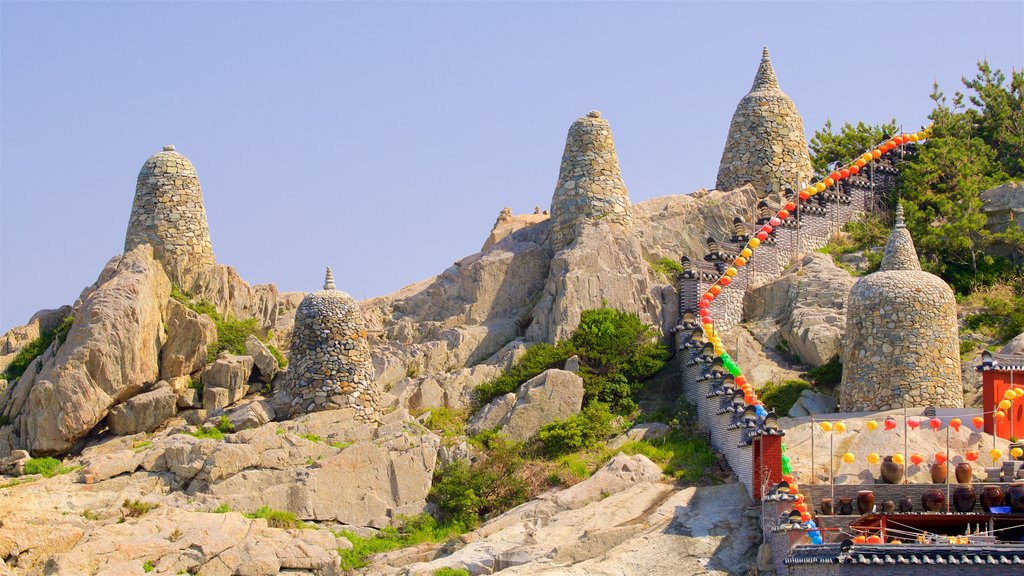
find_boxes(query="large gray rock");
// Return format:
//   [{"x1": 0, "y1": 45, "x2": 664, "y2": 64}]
[
  {"x1": 160, "y1": 298, "x2": 217, "y2": 378},
  {"x1": 467, "y1": 369, "x2": 585, "y2": 442},
  {"x1": 185, "y1": 264, "x2": 279, "y2": 329},
  {"x1": 744, "y1": 252, "x2": 855, "y2": 367},
  {"x1": 0, "y1": 245, "x2": 170, "y2": 455},
  {"x1": 0, "y1": 306, "x2": 73, "y2": 375},
  {"x1": 106, "y1": 387, "x2": 177, "y2": 435},
  {"x1": 245, "y1": 334, "x2": 279, "y2": 382},
  {"x1": 202, "y1": 354, "x2": 254, "y2": 409},
  {"x1": 981, "y1": 181, "x2": 1024, "y2": 263}
]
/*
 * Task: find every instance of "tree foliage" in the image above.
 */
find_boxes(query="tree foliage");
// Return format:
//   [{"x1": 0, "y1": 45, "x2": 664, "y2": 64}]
[{"x1": 809, "y1": 119, "x2": 898, "y2": 178}]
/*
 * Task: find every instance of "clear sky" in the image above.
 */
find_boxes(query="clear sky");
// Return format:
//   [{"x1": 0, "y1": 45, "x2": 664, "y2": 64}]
[{"x1": 1, "y1": 1, "x2": 1022, "y2": 332}]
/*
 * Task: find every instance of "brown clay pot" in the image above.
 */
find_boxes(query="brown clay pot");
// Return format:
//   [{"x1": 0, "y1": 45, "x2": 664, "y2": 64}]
[
  {"x1": 882, "y1": 500, "x2": 896, "y2": 513},
  {"x1": 820, "y1": 498, "x2": 834, "y2": 516},
  {"x1": 857, "y1": 490, "x2": 875, "y2": 515},
  {"x1": 930, "y1": 461, "x2": 948, "y2": 484},
  {"x1": 898, "y1": 496, "x2": 914, "y2": 513},
  {"x1": 880, "y1": 456, "x2": 905, "y2": 484},
  {"x1": 954, "y1": 486, "x2": 977, "y2": 512},
  {"x1": 1008, "y1": 482, "x2": 1024, "y2": 513},
  {"x1": 955, "y1": 462, "x2": 973, "y2": 484},
  {"x1": 922, "y1": 488, "x2": 946, "y2": 512},
  {"x1": 980, "y1": 485, "x2": 1005, "y2": 513},
  {"x1": 838, "y1": 497, "x2": 854, "y2": 515}
]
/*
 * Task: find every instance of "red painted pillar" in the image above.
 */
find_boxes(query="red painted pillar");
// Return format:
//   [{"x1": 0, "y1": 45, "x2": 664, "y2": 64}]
[
  {"x1": 983, "y1": 370, "x2": 1024, "y2": 440},
  {"x1": 753, "y1": 435, "x2": 784, "y2": 498}
]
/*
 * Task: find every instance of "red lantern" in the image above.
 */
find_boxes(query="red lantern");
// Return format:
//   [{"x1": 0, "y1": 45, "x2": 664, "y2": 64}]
[
  {"x1": 872, "y1": 149, "x2": 882, "y2": 159},
  {"x1": 849, "y1": 165, "x2": 860, "y2": 175},
  {"x1": 795, "y1": 502, "x2": 807, "y2": 513},
  {"x1": 756, "y1": 231, "x2": 768, "y2": 241},
  {"x1": 744, "y1": 393, "x2": 755, "y2": 404},
  {"x1": 966, "y1": 451, "x2": 979, "y2": 462},
  {"x1": 935, "y1": 453, "x2": 947, "y2": 464},
  {"x1": 910, "y1": 454, "x2": 924, "y2": 466},
  {"x1": 798, "y1": 190, "x2": 810, "y2": 201},
  {"x1": 735, "y1": 378, "x2": 747, "y2": 387},
  {"x1": 853, "y1": 536, "x2": 866, "y2": 544},
  {"x1": 783, "y1": 474, "x2": 795, "y2": 484},
  {"x1": 719, "y1": 276, "x2": 731, "y2": 287},
  {"x1": 949, "y1": 417, "x2": 962, "y2": 431},
  {"x1": 698, "y1": 300, "x2": 708, "y2": 309},
  {"x1": 785, "y1": 202, "x2": 797, "y2": 212},
  {"x1": 883, "y1": 417, "x2": 897, "y2": 431},
  {"x1": 908, "y1": 418, "x2": 920, "y2": 430},
  {"x1": 709, "y1": 285, "x2": 722, "y2": 296},
  {"x1": 800, "y1": 512, "x2": 812, "y2": 523},
  {"x1": 972, "y1": 416, "x2": 985, "y2": 430},
  {"x1": 893, "y1": 135, "x2": 904, "y2": 145},
  {"x1": 839, "y1": 168, "x2": 850, "y2": 178},
  {"x1": 829, "y1": 172, "x2": 840, "y2": 182},
  {"x1": 929, "y1": 417, "x2": 942, "y2": 430},
  {"x1": 778, "y1": 209, "x2": 790, "y2": 219}
]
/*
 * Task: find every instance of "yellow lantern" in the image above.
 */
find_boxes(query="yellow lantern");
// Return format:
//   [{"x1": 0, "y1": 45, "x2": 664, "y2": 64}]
[
  {"x1": 824, "y1": 177, "x2": 835, "y2": 187},
  {"x1": 713, "y1": 345, "x2": 725, "y2": 355},
  {"x1": 749, "y1": 238, "x2": 761, "y2": 249},
  {"x1": 991, "y1": 448, "x2": 1004, "y2": 463},
  {"x1": 908, "y1": 134, "x2": 919, "y2": 143},
  {"x1": 814, "y1": 183, "x2": 826, "y2": 193},
  {"x1": 834, "y1": 422, "x2": 847, "y2": 433},
  {"x1": 803, "y1": 187, "x2": 815, "y2": 197},
  {"x1": 999, "y1": 399, "x2": 1012, "y2": 410},
  {"x1": 819, "y1": 421, "x2": 833, "y2": 432},
  {"x1": 861, "y1": 153, "x2": 873, "y2": 163},
  {"x1": 866, "y1": 420, "x2": 879, "y2": 431},
  {"x1": 703, "y1": 322, "x2": 714, "y2": 333},
  {"x1": 855, "y1": 158, "x2": 867, "y2": 168},
  {"x1": 1011, "y1": 447, "x2": 1024, "y2": 459},
  {"x1": 740, "y1": 248, "x2": 752, "y2": 258},
  {"x1": 842, "y1": 452, "x2": 855, "y2": 464},
  {"x1": 892, "y1": 454, "x2": 905, "y2": 465},
  {"x1": 866, "y1": 453, "x2": 880, "y2": 464},
  {"x1": 725, "y1": 267, "x2": 738, "y2": 277}
]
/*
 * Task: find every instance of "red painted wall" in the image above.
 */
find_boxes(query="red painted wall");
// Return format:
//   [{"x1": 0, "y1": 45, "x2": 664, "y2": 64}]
[{"x1": 982, "y1": 369, "x2": 1024, "y2": 440}]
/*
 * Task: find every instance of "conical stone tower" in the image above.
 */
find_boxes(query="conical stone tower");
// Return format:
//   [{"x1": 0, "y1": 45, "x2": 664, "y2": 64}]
[
  {"x1": 839, "y1": 205, "x2": 963, "y2": 411},
  {"x1": 715, "y1": 48, "x2": 813, "y2": 195},
  {"x1": 125, "y1": 145, "x2": 215, "y2": 286},
  {"x1": 548, "y1": 110, "x2": 632, "y2": 252}
]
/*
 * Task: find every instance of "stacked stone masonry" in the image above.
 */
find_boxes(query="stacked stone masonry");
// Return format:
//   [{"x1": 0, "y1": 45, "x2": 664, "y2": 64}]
[
  {"x1": 548, "y1": 110, "x2": 633, "y2": 252},
  {"x1": 284, "y1": 270, "x2": 379, "y2": 422},
  {"x1": 716, "y1": 48, "x2": 813, "y2": 196},
  {"x1": 125, "y1": 145, "x2": 215, "y2": 287}
]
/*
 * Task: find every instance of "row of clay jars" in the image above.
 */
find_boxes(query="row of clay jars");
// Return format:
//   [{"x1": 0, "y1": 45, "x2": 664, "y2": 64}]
[
  {"x1": 821, "y1": 483, "x2": 1024, "y2": 515},
  {"x1": 881, "y1": 456, "x2": 974, "y2": 484}
]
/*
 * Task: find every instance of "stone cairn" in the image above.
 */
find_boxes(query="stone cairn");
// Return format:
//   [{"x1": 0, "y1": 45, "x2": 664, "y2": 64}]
[
  {"x1": 284, "y1": 267, "x2": 379, "y2": 421},
  {"x1": 548, "y1": 110, "x2": 633, "y2": 252},
  {"x1": 125, "y1": 145, "x2": 215, "y2": 287},
  {"x1": 839, "y1": 205, "x2": 963, "y2": 411},
  {"x1": 716, "y1": 48, "x2": 813, "y2": 196}
]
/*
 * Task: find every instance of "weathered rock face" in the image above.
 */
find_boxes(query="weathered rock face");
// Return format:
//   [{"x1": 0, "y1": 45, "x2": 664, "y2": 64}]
[
  {"x1": 160, "y1": 298, "x2": 217, "y2": 379},
  {"x1": 185, "y1": 264, "x2": 279, "y2": 329},
  {"x1": 106, "y1": 387, "x2": 177, "y2": 435},
  {"x1": 285, "y1": 274, "x2": 378, "y2": 421},
  {"x1": 716, "y1": 48, "x2": 813, "y2": 196},
  {"x1": 548, "y1": 111, "x2": 633, "y2": 252},
  {"x1": 840, "y1": 209, "x2": 963, "y2": 411},
  {"x1": 744, "y1": 252, "x2": 855, "y2": 366},
  {"x1": 468, "y1": 369, "x2": 584, "y2": 441},
  {"x1": 202, "y1": 354, "x2": 254, "y2": 410},
  {"x1": 124, "y1": 145, "x2": 215, "y2": 288},
  {"x1": 981, "y1": 181, "x2": 1024, "y2": 263},
  {"x1": 482, "y1": 208, "x2": 549, "y2": 252},
  {"x1": 0, "y1": 306, "x2": 73, "y2": 375},
  {"x1": 245, "y1": 334, "x2": 279, "y2": 382},
  {"x1": 0, "y1": 245, "x2": 170, "y2": 456}
]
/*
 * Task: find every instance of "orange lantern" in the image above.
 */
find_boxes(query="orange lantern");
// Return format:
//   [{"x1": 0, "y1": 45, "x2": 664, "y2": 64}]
[
  {"x1": 866, "y1": 535, "x2": 883, "y2": 544},
  {"x1": 972, "y1": 416, "x2": 985, "y2": 430},
  {"x1": 910, "y1": 454, "x2": 924, "y2": 466},
  {"x1": 785, "y1": 202, "x2": 796, "y2": 212},
  {"x1": 849, "y1": 165, "x2": 860, "y2": 175},
  {"x1": 996, "y1": 410, "x2": 1006, "y2": 421},
  {"x1": 872, "y1": 149, "x2": 882, "y2": 159},
  {"x1": 839, "y1": 168, "x2": 850, "y2": 178},
  {"x1": 800, "y1": 512, "x2": 812, "y2": 522},
  {"x1": 855, "y1": 158, "x2": 867, "y2": 167},
  {"x1": 709, "y1": 285, "x2": 721, "y2": 296},
  {"x1": 950, "y1": 417, "x2": 962, "y2": 431},
  {"x1": 778, "y1": 209, "x2": 790, "y2": 219},
  {"x1": 966, "y1": 451, "x2": 979, "y2": 461},
  {"x1": 799, "y1": 190, "x2": 810, "y2": 201},
  {"x1": 829, "y1": 171, "x2": 841, "y2": 182},
  {"x1": 823, "y1": 177, "x2": 835, "y2": 187},
  {"x1": 719, "y1": 276, "x2": 731, "y2": 287},
  {"x1": 735, "y1": 256, "x2": 747, "y2": 267}
]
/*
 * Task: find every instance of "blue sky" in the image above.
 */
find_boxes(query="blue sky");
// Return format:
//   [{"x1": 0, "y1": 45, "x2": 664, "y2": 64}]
[{"x1": 2, "y1": 1, "x2": 1022, "y2": 331}]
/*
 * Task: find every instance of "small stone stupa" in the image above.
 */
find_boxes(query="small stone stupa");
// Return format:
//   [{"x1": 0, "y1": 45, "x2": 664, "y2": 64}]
[
  {"x1": 548, "y1": 110, "x2": 633, "y2": 252},
  {"x1": 284, "y1": 267, "x2": 379, "y2": 421},
  {"x1": 715, "y1": 48, "x2": 813, "y2": 195},
  {"x1": 125, "y1": 145, "x2": 215, "y2": 287},
  {"x1": 839, "y1": 205, "x2": 963, "y2": 411}
]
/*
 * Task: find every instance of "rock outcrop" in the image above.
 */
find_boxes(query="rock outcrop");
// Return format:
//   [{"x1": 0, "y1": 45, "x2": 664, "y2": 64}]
[
  {"x1": 160, "y1": 298, "x2": 217, "y2": 378},
  {"x1": 0, "y1": 306, "x2": 73, "y2": 375},
  {"x1": 202, "y1": 354, "x2": 254, "y2": 411},
  {"x1": 467, "y1": 369, "x2": 585, "y2": 441},
  {"x1": 980, "y1": 181, "x2": 1024, "y2": 264},
  {"x1": 106, "y1": 387, "x2": 177, "y2": 435},
  {"x1": 0, "y1": 245, "x2": 170, "y2": 456}
]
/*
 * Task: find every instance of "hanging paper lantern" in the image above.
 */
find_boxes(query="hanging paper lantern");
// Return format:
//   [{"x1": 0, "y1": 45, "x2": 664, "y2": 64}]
[
  {"x1": 842, "y1": 452, "x2": 855, "y2": 464},
  {"x1": 713, "y1": 345, "x2": 725, "y2": 355},
  {"x1": 849, "y1": 165, "x2": 860, "y2": 175},
  {"x1": 908, "y1": 134, "x2": 919, "y2": 143},
  {"x1": 966, "y1": 450, "x2": 979, "y2": 461},
  {"x1": 852, "y1": 535, "x2": 866, "y2": 544},
  {"x1": 1012, "y1": 447, "x2": 1024, "y2": 459},
  {"x1": 935, "y1": 453, "x2": 947, "y2": 464},
  {"x1": 860, "y1": 153, "x2": 872, "y2": 163},
  {"x1": 839, "y1": 168, "x2": 850, "y2": 178},
  {"x1": 710, "y1": 285, "x2": 722, "y2": 296},
  {"x1": 866, "y1": 420, "x2": 879, "y2": 431},
  {"x1": 799, "y1": 190, "x2": 810, "y2": 201},
  {"x1": 814, "y1": 183, "x2": 826, "y2": 193},
  {"x1": 789, "y1": 483, "x2": 799, "y2": 494},
  {"x1": 782, "y1": 473, "x2": 795, "y2": 483},
  {"x1": 795, "y1": 502, "x2": 807, "y2": 513},
  {"x1": 950, "y1": 417, "x2": 962, "y2": 431},
  {"x1": 829, "y1": 172, "x2": 841, "y2": 182},
  {"x1": 834, "y1": 422, "x2": 847, "y2": 433},
  {"x1": 769, "y1": 217, "x2": 781, "y2": 228},
  {"x1": 893, "y1": 136, "x2": 904, "y2": 145},
  {"x1": 761, "y1": 225, "x2": 774, "y2": 235},
  {"x1": 735, "y1": 376, "x2": 747, "y2": 386},
  {"x1": 866, "y1": 535, "x2": 883, "y2": 544},
  {"x1": 884, "y1": 417, "x2": 897, "y2": 431},
  {"x1": 735, "y1": 257, "x2": 748, "y2": 267},
  {"x1": 866, "y1": 453, "x2": 880, "y2": 464},
  {"x1": 800, "y1": 512, "x2": 812, "y2": 523},
  {"x1": 999, "y1": 399, "x2": 1012, "y2": 410},
  {"x1": 892, "y1": 454, "x2": 905, "y2": 465},
  {"x1": 725, "y1": 267, "x2": 738, "y2": 277},
  {"x1": 744, "y1": 393, "x2": 754, "y2": 404},
  {"x1": 907, "y1": 418, "x2": 920, "y2": 430},
  {"x1": 972, "y1": 416, "x2": 985, "y2": 430},
  {"x1": 910, "y1": 454, "x2": 924, "y2": 466},
  {"x1": 740, "y1": 248, "x2": 752, "y2": 258},
  {"x1": 996, "y1": 410, "x2": 1006, "y2": 421},
  {"x1": 871, "y1": 150, "x2": 882, "y2": 159},
  {"x1": 748, "y1": 238, "x2": 760, "y2": 248},
  {"x1": 778, "y1": 209, "x2": 790, "y2": 219},
  {"x1": 929, "y1": 417, "x2": 942, "y2": 430},
  {"x1": 719, "y1": 276, "x2": 731, "y2": 287},
  {"x1": 991, "y1": 448, "x2": 1003, "y2": 463},
  {"x1": 887, "y1": 139, "x2": 898, "y2": 149},
  {"x1": 785, "y1": 202, "x2": 797, "y2": 212},
  {"x1": 810, "y1": 531, "x2": 824, "y2": 545},
  {"x1": 819, "y1": 421, "x2": 833, "y2": 432},
  {"x1": 823, "y1": 177, "x2": 834, "y2": 187}
]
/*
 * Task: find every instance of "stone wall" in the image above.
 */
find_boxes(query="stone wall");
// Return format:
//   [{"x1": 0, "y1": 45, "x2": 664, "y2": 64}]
[
  {"x1": 125, "y1": 145, "x2": 215, "y2": 287},
  {"x1": 548, "y1": 111, "x2": 632, "y2": 252},
  {"x1": 284, "y1": 276, "x2": 379, "y2": 422},
  {"x1": 716, "y1": 48, "x2": 813, "y2": 196}
]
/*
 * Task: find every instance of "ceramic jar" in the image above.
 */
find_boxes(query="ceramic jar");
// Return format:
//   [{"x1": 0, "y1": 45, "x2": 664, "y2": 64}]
[
  {"x1": 820, "y1": 498, "x2": 834, "y2": 516},
  {"x1": 954, "y1": 486, "x2": 977, "y2": 512},
  {"x1": 981, "y1": 485, "x2": 1005, "y2": 513},
  {"x1": 881, "y1": 456, "x2": 904, "y2": 484},
  {"x1": 930, "y1": 461, "x2": 948, "y2": 484},
  {"x1": 922, "y1": 488, "x2": 946, "y2": 512},
  {"x1": 955, "y1": 462, "x2": 973, "y2": 484},
  {"x1": 1007, "y1": 482, "x2": 1024, "y2": 513},
  {"x1": 838, "y1": 497, "x2": 854, "y2": 515},
  {"x1": 857, "y1": 490, "x2": 875, "y2": 515}
]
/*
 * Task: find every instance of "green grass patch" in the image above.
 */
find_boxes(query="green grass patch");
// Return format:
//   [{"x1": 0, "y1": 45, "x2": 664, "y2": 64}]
[
  {"x1": 243, "y1": 505, "x2": 307, "y2": 529},
  {"x1": 433, "y1": 569, "x2": 470, "y2": 576},
  {"x1": 423, "y1": 407, "x2": 468, "y2": 439},
  {"x1": 329, "y1": 441, "x2": 352, "y2": 449},
  {"x1": 142, "y1": 560, "x2": 155, "y2": 573},
  {"x1": 0, "y1": 415, "x2": 9, "y2": 427},
  {"x1": 606, "y1": 430, "x2": 716, "y2": 481},
  {"x1": 648, "y1": 257, "x2": 684, "y2": 280},
  {"x1": 336, "y1": 514, "x2": 466, "y2": 571},
  {"x1": 299, "y1": 432, "x2": 322, "y2": 443},
  {"x1": 212, "y1": 503, "x2": 231, "y2": 513},
  {"x1": 0, "y1": 477, "x2": 37, "y2": 489},
  {"x1": 758, "y1": 380, "x2": 813, "y2": 415},
  {"x1": 132, "y1": 440, "x2": 153, "y2": 453},
  {"x1": 122, "y1": 499, "x2": 159, "y2": 518},
  {"x1": 187, "y1": 426, "x2": 225, "y2": 441},
  {"x1": 23, "y1": 456, "x2": 78, "y2": 478},
  {"x1": 267, "y1": 342, "x2": 288, "y2": 368},
  {"x1": 3, "y1": 315, "x2": 74, "y2": 381}
]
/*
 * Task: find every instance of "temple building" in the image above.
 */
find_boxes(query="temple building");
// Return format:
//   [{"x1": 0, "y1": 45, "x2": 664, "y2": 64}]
[
  {"x1": 839, "y1": 205, "x2": 963, "y2": 411},
  {"x1": 715, "y1": 48, "x2": 813, "y2": 195}
]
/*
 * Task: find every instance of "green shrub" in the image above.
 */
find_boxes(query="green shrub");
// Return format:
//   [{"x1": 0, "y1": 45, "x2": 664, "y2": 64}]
[
  {"x1": 187, "y1": 426, "x2": 225, "y2": 441},
  {"x1": 758, "y1": 380, "x2": 813, "y2": 415},
  {"x1": 964, "y1": 284, "x2": 1024, "y2": 343},
  {"x1": 0, "y1": 415, "x2": 9, "y2": 427},
  {"x1": 212, "y1": 503, "x2": 231, "y2": 513},
  {"x1": 424, "y1": 407, "x2": 467, "y2": 439},
  {"x1": 3, "y1": 315, "x2": 74, "y2": 381},
  {"x1": 805, "y1": 356, "x2": 843, "y2": 387},
  {"x1": 648, "y1": 257, "x2": 684, "y2": 280},
  {"x1": 433, "y1": 569, "x2": 470, "y2": 576},
  {"x1": 216, "y1": 416, "x2": 234, "y2": 434},
  {"x1": 207, "y1": 317, "x2": 262, "y2": 363},
  {"x1": 23, "y1": 456, "x2": 77, "y2": 478},
  {"x1": 430, "y1": 434, "x2": 529, "y2": 529},
  {"x1": 336, "y1": 514, "x2": 465, "y2": 570},
  {"x1": 243, "y1": 505, "x2": 306, "y2": 529},
  {"x1": 142, "y1": 560, "x2": 154, "y2": 573},
  {"x1": 473, "y1": 342, "x2": 570, "y2": 408},
  {"x1": 122, "y1": 499, "x2": 159, "y2": 517},
  {"x1": 267, "y1": 342, "x2": 288, "y2": 368},
  {"x1": 537, "y1": 402, "x2": 615, "y2": 457}
]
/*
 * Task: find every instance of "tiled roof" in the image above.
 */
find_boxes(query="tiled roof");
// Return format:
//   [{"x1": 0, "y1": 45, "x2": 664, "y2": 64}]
[
  {"x1": 977, "y1": 351, "x2": 1024, "y2": 371},
  {"x1": 786, "y1": 543, "x2": 1024, "y2": 566}
]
